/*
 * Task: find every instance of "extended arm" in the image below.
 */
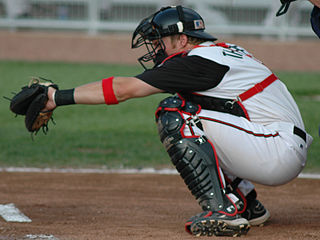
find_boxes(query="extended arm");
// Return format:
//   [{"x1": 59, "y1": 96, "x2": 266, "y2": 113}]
[{"x1": 45, "y1": 76, "x2": 164, "y2": 111}]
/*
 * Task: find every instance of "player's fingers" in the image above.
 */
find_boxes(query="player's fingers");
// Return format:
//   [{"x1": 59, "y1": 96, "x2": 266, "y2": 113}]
[{"x1": 43, "y1": 87, "x2": 57, "y2": 112}]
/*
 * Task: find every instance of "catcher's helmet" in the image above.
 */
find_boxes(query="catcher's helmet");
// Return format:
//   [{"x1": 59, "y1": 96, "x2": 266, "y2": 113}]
[{"x1": 132, "y1": 6, "x2": 216, "y2": 69}]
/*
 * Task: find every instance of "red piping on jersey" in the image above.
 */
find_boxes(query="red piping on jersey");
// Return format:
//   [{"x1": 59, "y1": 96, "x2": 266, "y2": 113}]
[
  {"x1": 199, "y1": 116, "x2": 280, "y2": 138},
  {"x1": 215, "y1": 42, "x2": 230, "y2": 48},
  {"x1": 160, "y1": 42, "x2": 231, "y2": 65},
  {"x1": 237, "y1": 100, "x2": 250, "y2": 121},
  {"x1": 161, "y1": 42, "x2": 230, "y2": 65},
  {"x1": 160, "y1": 51, "x2": 186, "y2": 65},
  {"x1": 192, "y1": 42, "x2": 229, "y2": 50}
]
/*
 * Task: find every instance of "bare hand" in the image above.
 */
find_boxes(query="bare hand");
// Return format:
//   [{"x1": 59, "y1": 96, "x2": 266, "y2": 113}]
[{"x1": 43, "y1": 87, "x2": 57, "y2": 112}]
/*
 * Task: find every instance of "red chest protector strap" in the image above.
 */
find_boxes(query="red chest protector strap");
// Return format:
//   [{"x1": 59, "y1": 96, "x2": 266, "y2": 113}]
[
  {"x1": 191, "y1": 43, "x2": 278, "y2": 102},
  {"x1": 190, "y1": 43, "x2": 278, "y2": 103},
  {"x1": 181, "y1": 73, "x2": 278, "y2": 121},
  {"x1": 238, "y1": 73, "x2": 278, "y2": 102},
  {"x1": 231, "y1": 73, "x2": 278, "y2": 120}
]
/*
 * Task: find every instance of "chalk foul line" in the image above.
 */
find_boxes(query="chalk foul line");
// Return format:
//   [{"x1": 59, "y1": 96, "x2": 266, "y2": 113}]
[
  {"x1": 0, "y1": 167, "x2": 319, "y2": 179},
  {"x1": 24, "y1": 234, "x2": 59, "y2": 240}
]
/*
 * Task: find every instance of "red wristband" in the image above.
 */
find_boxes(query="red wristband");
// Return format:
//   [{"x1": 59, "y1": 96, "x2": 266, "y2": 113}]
[{"x1": 102, "y1": 76, "x2": 119, "y2": 105}]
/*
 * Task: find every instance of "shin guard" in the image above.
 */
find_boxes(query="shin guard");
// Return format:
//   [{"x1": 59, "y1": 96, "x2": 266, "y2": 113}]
[{"x1": 156, "y1": 96, "x2": 237, "y2": 215}]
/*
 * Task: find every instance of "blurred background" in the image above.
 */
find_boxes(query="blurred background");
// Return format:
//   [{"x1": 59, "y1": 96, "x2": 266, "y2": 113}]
[
  {"x1": 0, "y1": 0, "x2": 318, "y2": 71},
  {"x1": 0, "y1": 0, "x2": 317, "y2": 39}
]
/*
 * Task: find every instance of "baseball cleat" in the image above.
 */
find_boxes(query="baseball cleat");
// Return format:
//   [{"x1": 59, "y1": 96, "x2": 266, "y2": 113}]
[
  {"x1": 185, "y1": 211, "x2": 250, "y2": 237},
  {"x1": 241, "y1": 199, "x2": 270, "y2": 226}
]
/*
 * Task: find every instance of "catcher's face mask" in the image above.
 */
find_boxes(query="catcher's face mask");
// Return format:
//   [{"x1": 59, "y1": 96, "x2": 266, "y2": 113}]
[
  {"x1": 132, "y1": 6, "x2": 217, "y2": 70},
  {"x1": 131, "y1": 11, "x2": 168, "y2": 70}
]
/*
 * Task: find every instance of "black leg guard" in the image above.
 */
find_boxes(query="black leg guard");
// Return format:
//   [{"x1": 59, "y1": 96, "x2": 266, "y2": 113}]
[{"x1": 156, "y1": 96, "x2": 237, "y2": 215}]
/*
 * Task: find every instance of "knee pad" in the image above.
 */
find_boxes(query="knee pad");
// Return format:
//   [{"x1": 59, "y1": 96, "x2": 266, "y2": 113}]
[{"x1": 156, "y1": 96, "x2": 237, "y2": 215}]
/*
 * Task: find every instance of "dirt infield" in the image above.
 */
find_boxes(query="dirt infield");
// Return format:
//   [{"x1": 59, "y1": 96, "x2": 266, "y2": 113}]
[{"x1": 0, "y1": 172, "x2": 319, "y2": 240}]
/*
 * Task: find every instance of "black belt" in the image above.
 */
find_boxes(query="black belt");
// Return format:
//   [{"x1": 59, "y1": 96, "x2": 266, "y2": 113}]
[
  {"x1": 180, "y1": 94, "x2": 248, "y2": 119},
  {"x1": 293, "y1": 126, "x2": 306, "y2": 142}
]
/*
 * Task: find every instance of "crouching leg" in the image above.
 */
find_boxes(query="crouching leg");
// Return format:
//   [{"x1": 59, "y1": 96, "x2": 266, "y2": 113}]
[{"x1": 155, "y1": 96, "x2": 250, "y2": 237}]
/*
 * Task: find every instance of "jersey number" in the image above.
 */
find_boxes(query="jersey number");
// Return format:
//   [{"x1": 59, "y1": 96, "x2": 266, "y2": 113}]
[{"x1": 222, "y1": 49, "x2": 243, "y2": 59}]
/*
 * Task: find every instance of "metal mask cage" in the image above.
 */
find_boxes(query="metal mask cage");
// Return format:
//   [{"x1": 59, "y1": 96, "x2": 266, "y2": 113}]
[
  {"x1": 132, "y1": 15, "x2": 167, "y2": 69},
  {"x1": 131, "y1": 5, "x2": 215, "y2": 69},
  {"x1": 137, "y1": 37, "x2": 166, "y2": 70},
  {"x1": 131, "y1": 13, "x2": 162, "y2": 48}
]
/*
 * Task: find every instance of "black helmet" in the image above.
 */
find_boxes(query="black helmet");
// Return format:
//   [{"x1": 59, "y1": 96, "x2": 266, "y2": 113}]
[{"x1": 132, "y1": 6, "x2": 217, "y2": 69}]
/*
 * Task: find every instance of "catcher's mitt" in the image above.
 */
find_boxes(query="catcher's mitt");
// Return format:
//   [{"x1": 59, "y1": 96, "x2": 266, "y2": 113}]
[{"x1": 7, "y1": 77, "x2": 59, "y2": 134}]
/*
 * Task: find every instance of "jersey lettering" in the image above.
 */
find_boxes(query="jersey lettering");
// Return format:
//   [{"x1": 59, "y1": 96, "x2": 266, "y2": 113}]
[{"x1": 222, "y1": 49, "x2": 243, "y2": 59}]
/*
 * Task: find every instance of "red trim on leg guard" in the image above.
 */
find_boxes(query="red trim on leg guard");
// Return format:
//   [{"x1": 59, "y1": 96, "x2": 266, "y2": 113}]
[
  {"x1": 224, "y1": 175, "x2": 248, "y2": 214},
  {"x1": 207, "y1": 138, "x2": 225, "y2": 190},
  {"x1": 219, "y1": 194, "x2": 238, "y2": 216}
]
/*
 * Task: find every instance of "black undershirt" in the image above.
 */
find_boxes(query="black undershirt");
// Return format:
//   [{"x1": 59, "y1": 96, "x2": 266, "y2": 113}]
[{"x1": 135, "y1": 54, "x2": 230, "y2": 94}]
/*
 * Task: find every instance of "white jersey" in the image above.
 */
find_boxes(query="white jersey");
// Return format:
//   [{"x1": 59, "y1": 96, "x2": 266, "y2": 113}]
[
  {"x1": 188, "y1": 42, "x2": 305, "y2": 128},
  {"x1": 138, "y1": 40, "x2": 312, "y2": 186}
]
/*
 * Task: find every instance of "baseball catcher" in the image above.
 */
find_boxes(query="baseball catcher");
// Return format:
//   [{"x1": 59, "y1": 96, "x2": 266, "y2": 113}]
[{"x1": 9, "y1": 6, "x2": 313, "y2": 237}]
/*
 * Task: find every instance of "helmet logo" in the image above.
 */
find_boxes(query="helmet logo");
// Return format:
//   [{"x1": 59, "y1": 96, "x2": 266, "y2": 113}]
[{"x1": 194, "y1": 20, "x2": 204, "y2": 30}]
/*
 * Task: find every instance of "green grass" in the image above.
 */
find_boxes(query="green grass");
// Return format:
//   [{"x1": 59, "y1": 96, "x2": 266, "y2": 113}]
[
  {"x1": 0, "y1": 61, "x2": 170, "y2": 169},
  {"x1": 0, "y1": 61, "x2": 319, "y2": 172}
]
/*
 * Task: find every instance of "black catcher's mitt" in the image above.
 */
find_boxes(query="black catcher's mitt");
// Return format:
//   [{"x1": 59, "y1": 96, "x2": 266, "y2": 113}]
[{"x1": 8, "y1": 77, "x2": 59, "y2": 134}]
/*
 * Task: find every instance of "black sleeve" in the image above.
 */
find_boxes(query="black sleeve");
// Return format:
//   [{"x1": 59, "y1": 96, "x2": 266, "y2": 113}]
[
  {"x1": 311, "y1": 6, "x2": 320, "y2": 38},
  {"x1": 135, "y1": 55, "x2": 229, "y2": 94}
]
